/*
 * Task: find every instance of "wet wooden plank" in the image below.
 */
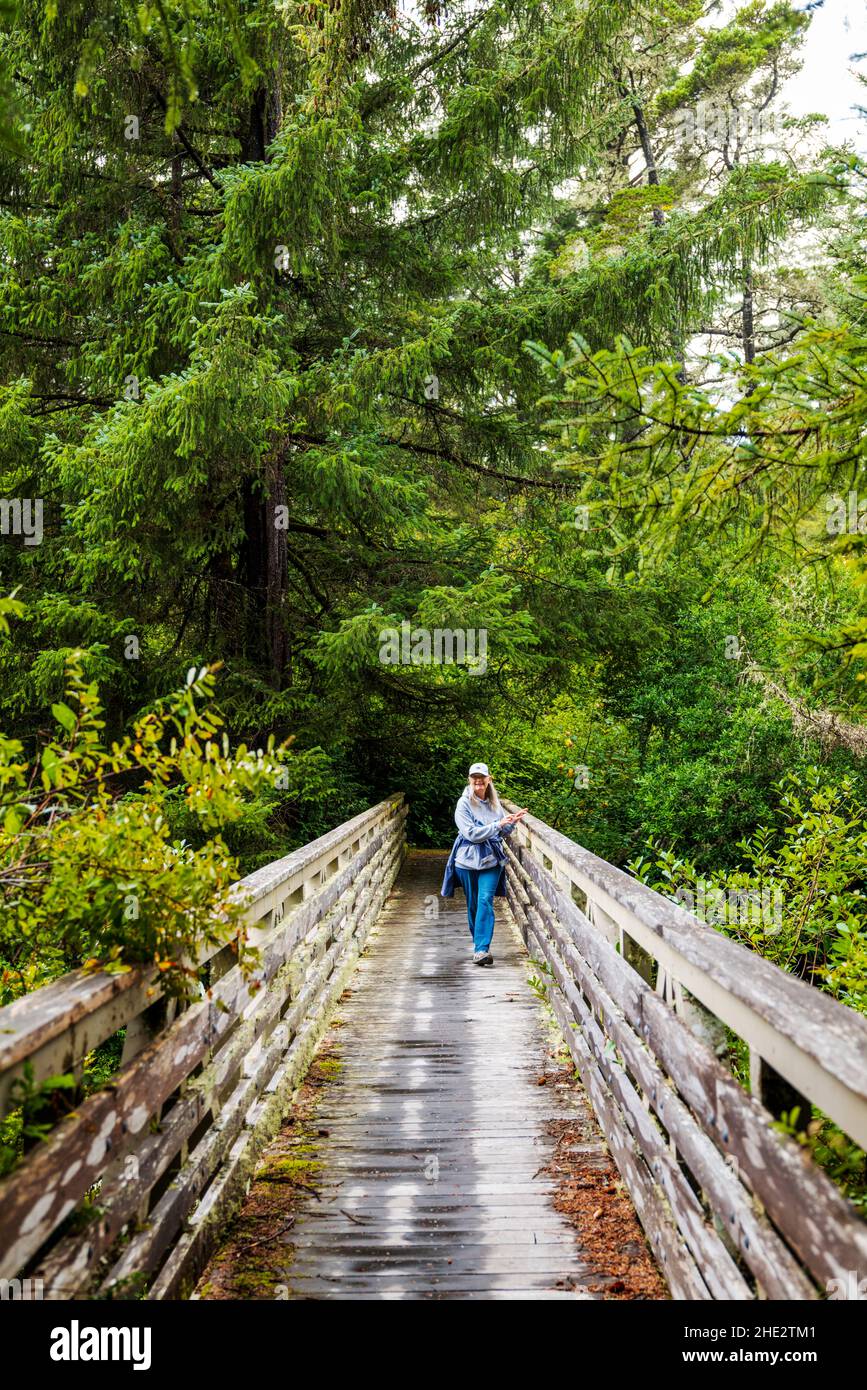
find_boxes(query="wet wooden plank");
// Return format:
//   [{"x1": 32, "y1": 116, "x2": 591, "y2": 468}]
[
  {"x1": 290, "y1": 1228, "x2": 580, "y2": 1244},
  {"x1": 203, "y1": 852, "x2": 623, "y2": 1300},
  {"x1": 286, "y1": 1288, "x2": 592, "y2": 1300},
  {"x1": 274, "y1": 1274, "x2": 599, "y2": 1298}
]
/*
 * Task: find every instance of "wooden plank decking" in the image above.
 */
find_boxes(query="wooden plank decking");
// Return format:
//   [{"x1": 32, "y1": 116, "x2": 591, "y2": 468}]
[{"x1": 198, "y1": 850, "x2": 628, "y2": 1300}]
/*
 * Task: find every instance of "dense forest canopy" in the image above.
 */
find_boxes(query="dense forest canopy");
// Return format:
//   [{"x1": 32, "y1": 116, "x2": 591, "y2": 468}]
[{"x1": 1, "y1": 0, "x2": 866, "y2": 1089}]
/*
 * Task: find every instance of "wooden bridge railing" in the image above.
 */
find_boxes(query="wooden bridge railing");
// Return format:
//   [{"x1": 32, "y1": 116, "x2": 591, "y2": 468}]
[
  {"x1": 0, "y1": 794, "x2": 407, "y2": 1300},
  {"x1": 503, "y1": 802, "x2": 867, "y2": 1300}
]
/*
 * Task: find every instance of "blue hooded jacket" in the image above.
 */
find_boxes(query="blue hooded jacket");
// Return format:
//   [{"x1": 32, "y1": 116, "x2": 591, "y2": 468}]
[{"x1": 440, "y1": 787, "x2": 516, "y2": 899}]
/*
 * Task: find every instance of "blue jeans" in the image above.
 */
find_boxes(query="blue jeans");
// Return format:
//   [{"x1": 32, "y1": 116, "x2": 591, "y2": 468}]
[{"x1": 455, "y1": 866, "x2": 500, "y2": 953}]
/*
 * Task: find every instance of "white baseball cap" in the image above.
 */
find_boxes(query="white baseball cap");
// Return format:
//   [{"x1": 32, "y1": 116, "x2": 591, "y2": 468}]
[{"x1": 468, "y1": 762, "x2": 490, "y2": 776}]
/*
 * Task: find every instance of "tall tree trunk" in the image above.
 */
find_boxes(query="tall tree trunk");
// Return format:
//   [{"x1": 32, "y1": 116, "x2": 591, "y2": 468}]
[
  {"x1": 630, "y1": 100, "x2": 665, "y2": 228},
  {"x1": 264, "y1": 457, "x2": 289, "y2": 683},
  {"x1": 742, "y1": 259, "x2": 756, "y2": 365},
  {"x1": 613, "y1": 66, "x2": 685, "y2": 379},
  {"x1": 239, "y1": 78, "x2": 290, "y2": 685},
  {"x1": 613, "y1": 67, "x2": 665, "y2": 226},
  {"x1": 169, "y1": 137, "x2": 183, "y2": 234}
]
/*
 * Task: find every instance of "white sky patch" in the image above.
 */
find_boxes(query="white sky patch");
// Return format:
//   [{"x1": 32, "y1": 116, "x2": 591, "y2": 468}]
[
  {"x1": 785, "y1": 1, "x2": 867, "y2": 147},
  {"x1": 701, "y1": 2, "x2": 866, "y2": 151}
]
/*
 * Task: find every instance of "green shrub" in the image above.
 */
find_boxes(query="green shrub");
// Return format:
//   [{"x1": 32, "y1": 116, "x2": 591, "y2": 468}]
[{"x1": 0, "y1": 648, "x2": 287, "y2": 1004}]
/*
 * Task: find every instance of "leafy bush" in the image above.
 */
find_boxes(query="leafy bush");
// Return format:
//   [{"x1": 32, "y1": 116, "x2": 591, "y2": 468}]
[
  {"x1": 629, "y1": 768, "x2": 867, "y2": 1013},
  {"x1": 0, "y1": 648, "x2": 287, "y2": 1003}
]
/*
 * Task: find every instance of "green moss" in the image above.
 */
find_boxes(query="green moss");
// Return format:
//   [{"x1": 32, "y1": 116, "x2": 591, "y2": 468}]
[
  {"x1": 230, "y1": 1267, "x2": 285, "y2": 1297},
  {"x1": 258, "y1": 1156, "x2": 323, "y2": 1179}
]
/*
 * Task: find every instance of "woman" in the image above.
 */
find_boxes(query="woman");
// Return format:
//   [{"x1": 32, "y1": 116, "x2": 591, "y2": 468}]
[{"x1": 440, "y1": 762, "x2": 528, "y2": 965}]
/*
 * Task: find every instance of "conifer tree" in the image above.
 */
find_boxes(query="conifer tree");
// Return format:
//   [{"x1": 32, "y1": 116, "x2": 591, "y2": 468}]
[
  {"x1": 0, "y1": 0, "x2": 647, "y2": 730},
  {"x1": 0, "y1": 0, "x2": 849, "y2": 823}
]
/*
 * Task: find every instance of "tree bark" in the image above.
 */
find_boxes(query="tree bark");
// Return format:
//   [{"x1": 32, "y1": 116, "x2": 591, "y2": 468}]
[
  {"x1": 264, "y1": 457, "x2": 290, "y2": 684},
  {"x1": 613, "y1": 67, "x2": 665, "y2": 226},
  {"x1": 239, "y1": 75, "x2": 290, "y2": 684},
  {"x1": 742, "y1": 258, "x2": 756, "y2": 366},
  {"x1": 630, "y1": 99, "x2": 665, "y2": 227}
]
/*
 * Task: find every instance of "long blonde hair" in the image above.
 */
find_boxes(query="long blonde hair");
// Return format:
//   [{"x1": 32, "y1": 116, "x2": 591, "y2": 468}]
[{"x1": 467, "y1": 775, "x2": 502, "y2": 813}]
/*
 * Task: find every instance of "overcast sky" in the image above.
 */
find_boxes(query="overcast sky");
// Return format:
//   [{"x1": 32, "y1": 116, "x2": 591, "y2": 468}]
[{"x1": 782, "y1": 1, "x2": 866, "y2": 149}]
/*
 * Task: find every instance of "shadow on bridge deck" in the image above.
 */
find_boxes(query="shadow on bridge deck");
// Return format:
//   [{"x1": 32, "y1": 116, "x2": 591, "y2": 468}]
[{"x1": 195, "y1": 850, "x2": 666, "y2": 1301}]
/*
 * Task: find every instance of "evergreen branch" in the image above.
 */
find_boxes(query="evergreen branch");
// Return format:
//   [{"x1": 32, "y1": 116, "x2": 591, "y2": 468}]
[
  {"x1": 147, "y1": 82, "x2": 221, "y2": 192},
  {"x1": 282, "y1": 428, "x2": 568, "y2": 492},
  {"x1": 387, "y1": 436, "x2": 569, "y2": 492},
  {"x1": 360, "y1": 11, "x2": 492, "y2": 119}
]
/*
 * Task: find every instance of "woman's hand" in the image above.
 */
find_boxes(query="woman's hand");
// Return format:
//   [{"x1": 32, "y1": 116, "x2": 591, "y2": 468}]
[{"x1": 500, "y1": 808, "x2": 528, "y2": 828}]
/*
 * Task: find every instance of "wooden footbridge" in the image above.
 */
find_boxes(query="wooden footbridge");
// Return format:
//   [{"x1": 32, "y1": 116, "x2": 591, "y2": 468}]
[{"x1": 1, "y1": 795, "x2": 867, "y2": 1300}]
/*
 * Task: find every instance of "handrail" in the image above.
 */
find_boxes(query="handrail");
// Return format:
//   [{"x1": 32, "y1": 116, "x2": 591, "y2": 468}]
[
  {"x1": 503, "y1": 803, "x2": 867, "y2": 1300},
  {"x1": 0, "y1": 795, "x2": 407, "y2": 1299},
  {"x1": 0, "y1": 797, "x2": 400, "y2": 1110},
  {"x1": 507, "y1": 806, "x2": 867, "y2": 1148}
]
